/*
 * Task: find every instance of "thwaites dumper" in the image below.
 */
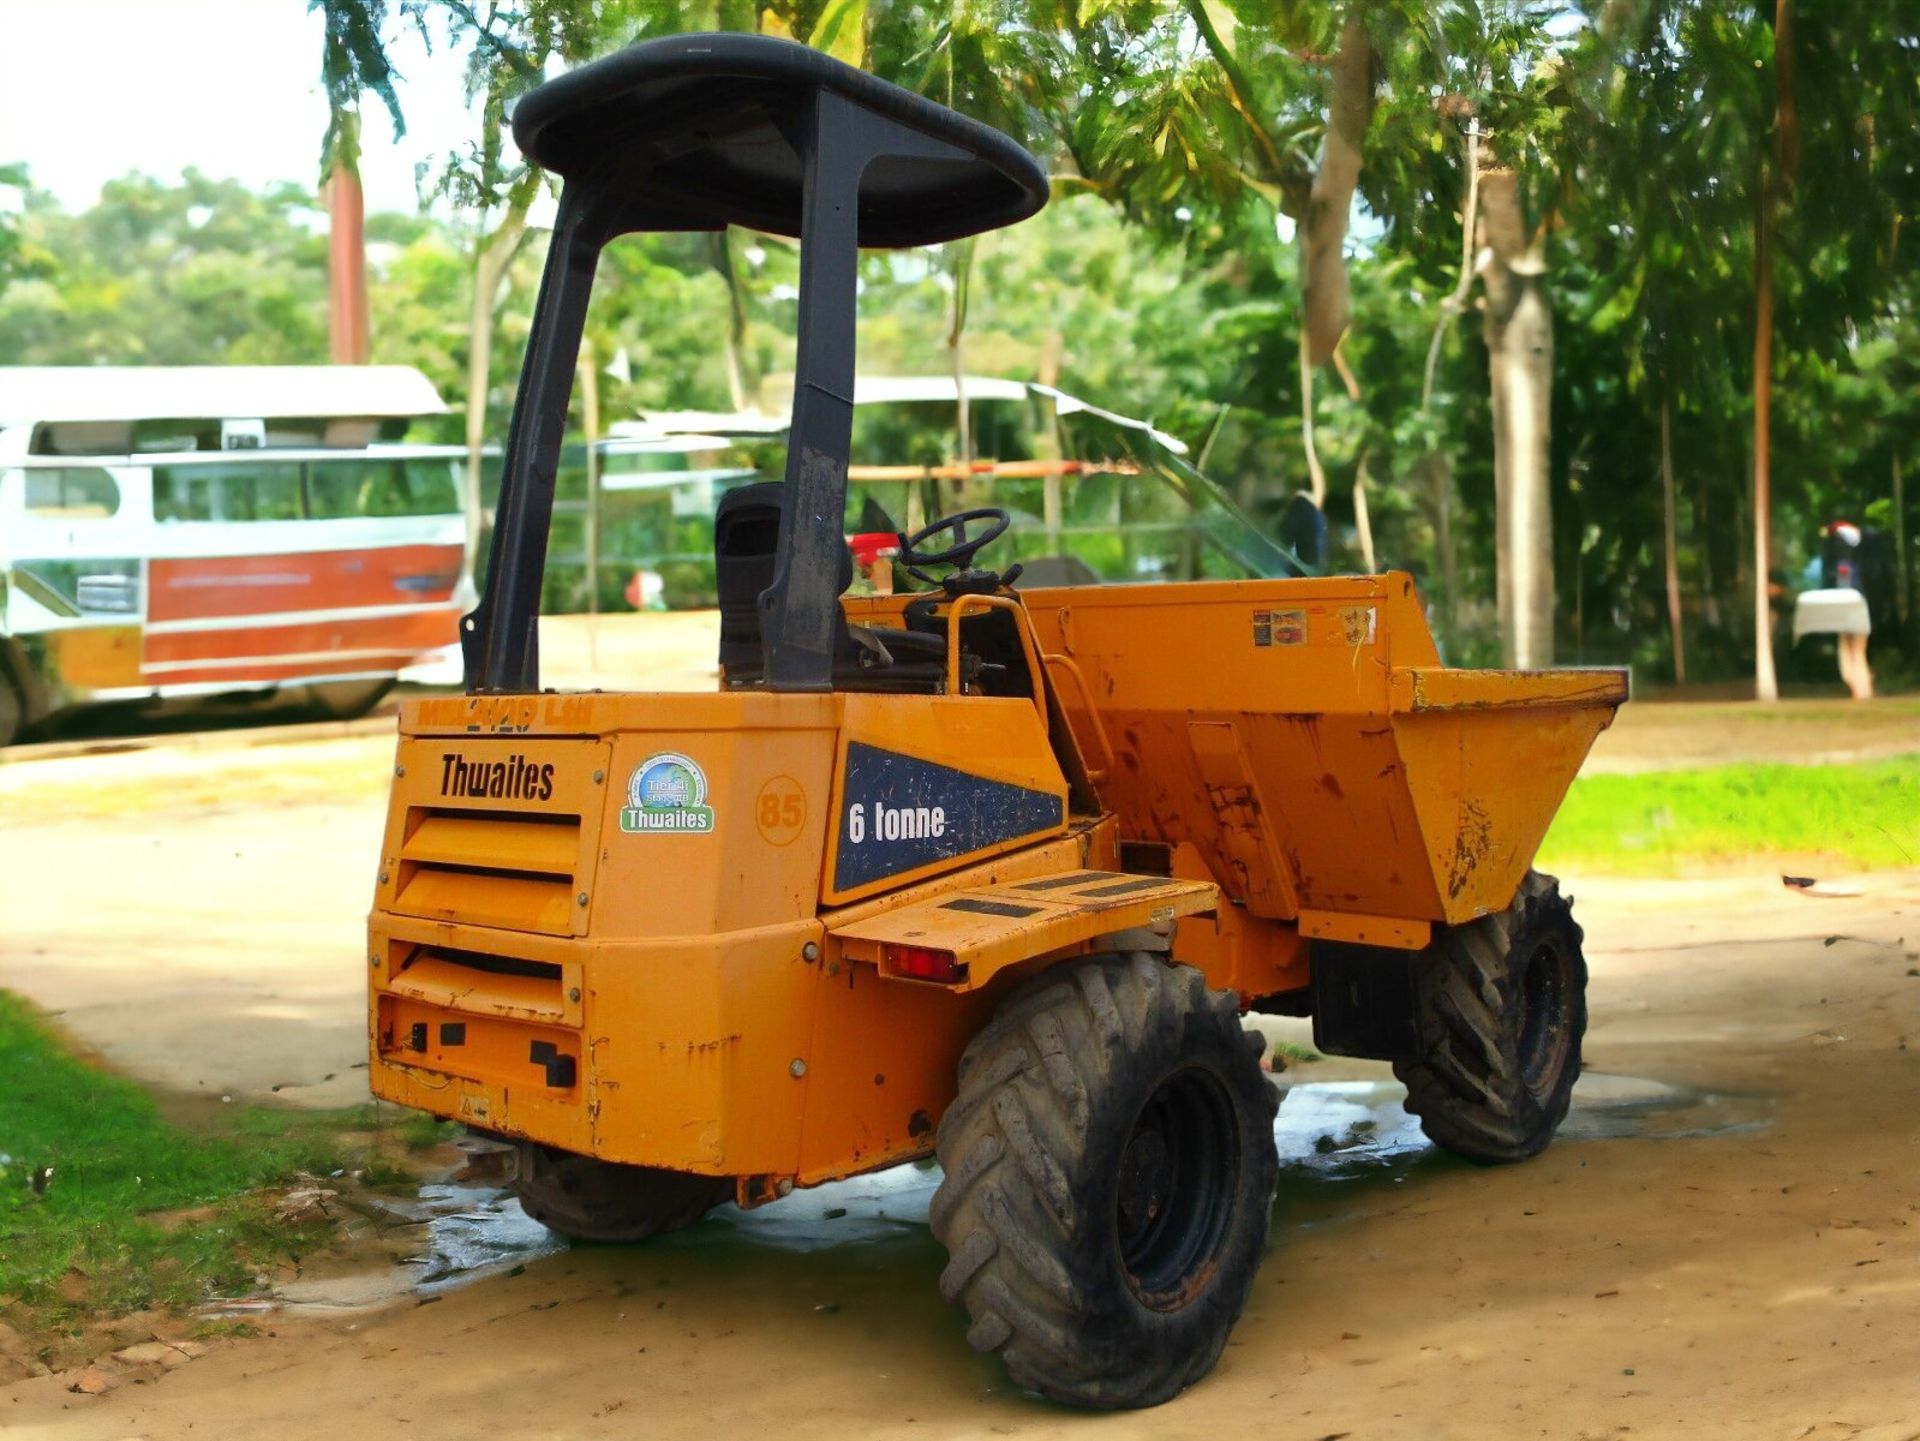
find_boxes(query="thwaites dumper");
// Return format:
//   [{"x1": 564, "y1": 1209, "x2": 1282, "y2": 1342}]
[{"x1": 368, "y1": 34, "x2": 1627, "y2": 1410}]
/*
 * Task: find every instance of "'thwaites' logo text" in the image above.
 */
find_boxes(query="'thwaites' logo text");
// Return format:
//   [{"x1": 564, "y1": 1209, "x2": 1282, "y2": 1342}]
[{"x1": 439, "y1": 752, "x2": 556, "y2": 802}]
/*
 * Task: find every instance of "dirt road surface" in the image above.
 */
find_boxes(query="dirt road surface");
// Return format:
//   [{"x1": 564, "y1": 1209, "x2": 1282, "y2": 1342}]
[
  {"x1": 5, "y1": 743, "x2": 1918, "y2": 1436},
  {"x1": 3, "y1": 658, "x2": 1918, "y2": 1437}
]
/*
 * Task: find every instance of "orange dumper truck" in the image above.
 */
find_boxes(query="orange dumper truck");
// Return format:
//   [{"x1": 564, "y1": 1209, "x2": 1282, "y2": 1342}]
[{"x1": 367, "y1": 34, "x2": 1626, "y2": 1409}]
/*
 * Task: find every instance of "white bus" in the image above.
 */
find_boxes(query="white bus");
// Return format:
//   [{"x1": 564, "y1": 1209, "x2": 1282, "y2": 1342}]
[{"x1": 0, "y1": 365, "x2": 472, "y2": 743}]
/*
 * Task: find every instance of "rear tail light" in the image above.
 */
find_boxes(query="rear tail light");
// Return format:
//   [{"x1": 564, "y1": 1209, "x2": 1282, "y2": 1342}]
[{"x1": 885, "y1": 944, "x2": 967, "y2": 984}]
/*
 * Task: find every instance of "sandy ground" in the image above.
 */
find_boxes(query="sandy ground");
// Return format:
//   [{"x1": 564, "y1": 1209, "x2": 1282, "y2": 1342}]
[
  {"x1": 1, "y1": 862, "x2": 1915, "y2": 1438},
  {"x1": 2, "y1": 627, "x2": 1918, "y2": 1436},
  {"x1": 3, "y1": 721, "x2": 1919, "y2": 1436}
]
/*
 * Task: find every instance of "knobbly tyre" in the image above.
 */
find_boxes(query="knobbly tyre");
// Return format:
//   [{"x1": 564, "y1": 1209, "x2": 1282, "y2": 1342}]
[{"x1": 367, "y1": 33, "x2": 1626, "y2": 1410}]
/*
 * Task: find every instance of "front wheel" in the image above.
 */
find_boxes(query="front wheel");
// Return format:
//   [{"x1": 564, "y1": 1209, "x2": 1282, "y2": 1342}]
[
  {"x1": 1393, "y1": 870, "x2": 1587, "y2": 1163},
  {"x1": 511, "y1": 1144, "x2": 732, "y2": 1243},
  {"x1": 930, "y1": 953, "x2": 1279, "y2": 1409}
]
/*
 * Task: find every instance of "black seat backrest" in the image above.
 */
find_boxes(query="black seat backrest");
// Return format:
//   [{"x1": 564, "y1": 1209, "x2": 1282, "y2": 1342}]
[
  {"x1": 715, "y1": 482, "x2": 784, "y2": 682},
  {"x1": 714, "y1": 481, "x2": 855, "y2": 685}
]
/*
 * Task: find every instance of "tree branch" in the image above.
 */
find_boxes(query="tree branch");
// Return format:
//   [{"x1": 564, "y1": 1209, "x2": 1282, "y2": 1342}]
[
  {"x1": 1301, "y1": 12, "x2": 1373, "y2": 364},
  {"x1": 1421, "y1": 119, "x2": 1483, "y2": 415},
  {"x1": 1184, "y1": 0, "x2": 1311, "y2": 210}
]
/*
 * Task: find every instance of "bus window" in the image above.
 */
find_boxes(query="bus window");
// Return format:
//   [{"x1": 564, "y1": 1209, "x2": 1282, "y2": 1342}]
[
  {"x1": 306, "y1": 457, "x2": 460, "y2": 519},
  {"x1": 25, "y1": 467, "x2": 121, "y2": 519},
  {"x1": 31, "y1": 421, "x2": 133, "y2": 455},
  {"x1": 153, "y1": 462, "x2": 302, "y2": 522}
]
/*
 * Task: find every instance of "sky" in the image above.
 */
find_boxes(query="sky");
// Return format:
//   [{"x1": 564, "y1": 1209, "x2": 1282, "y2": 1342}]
[{"x1": 0, "y1": 0, "x2": 485, "y2": 215}]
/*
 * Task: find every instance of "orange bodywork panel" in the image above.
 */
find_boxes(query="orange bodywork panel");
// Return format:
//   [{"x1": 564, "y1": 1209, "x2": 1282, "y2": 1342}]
[
  {"x1": 370, "y1": 573, "x2": 1623, "y2": 1195},
  {"x1": 1017, "y1": 573, "x2": 1626, "y2": 928},
  {"x1": 370, "y1": 689, "x2": 1096, "y2": 1186},
  {"x1": 831, "y1": 868, "x2": 1216, "y2": 989}
]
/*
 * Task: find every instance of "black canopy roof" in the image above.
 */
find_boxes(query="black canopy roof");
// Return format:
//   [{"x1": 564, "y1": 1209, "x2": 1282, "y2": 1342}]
[{"x1": 511, "y1": 32, "x2": 1049, "y2": 248}]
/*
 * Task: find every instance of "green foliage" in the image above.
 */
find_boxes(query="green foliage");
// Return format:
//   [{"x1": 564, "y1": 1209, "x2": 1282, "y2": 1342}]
[
  {"x1": 0, "y1": 162, "x2": 30, "y2": 291},
  {"x1": 10, "y1": 1, "x2": 1919, "y2": 687},
  {"x1": 311, "y1": 0, "x2": 416, "y2": 174},
  {"x1": 0, "y1": 172, "x2": 330, "y2": 365}
]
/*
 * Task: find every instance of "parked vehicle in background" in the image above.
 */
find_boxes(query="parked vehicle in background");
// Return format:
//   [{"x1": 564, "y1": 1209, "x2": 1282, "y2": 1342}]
[
  {"x1": 549, "y1": 374, "x2": 1297, "y2": 616},
  {"x1": 0, "y1": 366, "x2": 471, "y2": 743}
]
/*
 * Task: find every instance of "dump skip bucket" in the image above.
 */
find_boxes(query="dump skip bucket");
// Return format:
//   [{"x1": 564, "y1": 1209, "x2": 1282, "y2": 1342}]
[{"x1": 1021, "y1": 574, "x2": 1627, "y2": 931}]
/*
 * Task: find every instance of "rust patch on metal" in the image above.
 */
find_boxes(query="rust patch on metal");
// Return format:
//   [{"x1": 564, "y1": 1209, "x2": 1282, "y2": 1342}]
[{"x1": 1445, "y1": 797, "x2": 1493, "y2": 900}]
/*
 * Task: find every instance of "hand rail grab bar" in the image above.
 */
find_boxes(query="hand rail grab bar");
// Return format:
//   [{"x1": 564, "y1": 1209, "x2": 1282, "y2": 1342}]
[
  {"x1": 1040, "y1": 651, "x2": 1115, "y2": 785},
  {"x1": 942, "y1": 593, "x2": 1049, "y2": 738}
]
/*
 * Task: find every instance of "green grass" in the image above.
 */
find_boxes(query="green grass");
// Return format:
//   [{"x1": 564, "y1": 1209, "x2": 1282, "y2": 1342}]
[
  {"x1": 0, "y1": 992, "x2": 350, "y2": 1327},
  {"x1": 1540, "y1": 752, "x2": 1920, "y2": 874}
]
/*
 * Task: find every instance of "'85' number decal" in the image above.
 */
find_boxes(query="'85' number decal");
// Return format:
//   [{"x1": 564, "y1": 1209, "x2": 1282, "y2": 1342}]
[{"x1": 755, "y1": 775, "x2": 807, "y2": 846}]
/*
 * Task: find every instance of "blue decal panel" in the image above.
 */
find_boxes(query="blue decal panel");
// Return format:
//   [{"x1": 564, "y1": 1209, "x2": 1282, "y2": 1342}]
[{"x1": 834, "y1": 742, "x2": 1064, "y2": 893}]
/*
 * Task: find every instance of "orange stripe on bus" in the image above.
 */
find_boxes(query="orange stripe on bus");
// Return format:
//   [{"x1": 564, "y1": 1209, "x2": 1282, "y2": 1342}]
[
  {"x1": 147, "y1": 544, "x2": 465, "y2": 622},
  {"x1": 143, "y1": 608, "x2": 458, "y2": 666},
  {"x1": 153, "y1": 655, "x2": 426, "y2": 686}
]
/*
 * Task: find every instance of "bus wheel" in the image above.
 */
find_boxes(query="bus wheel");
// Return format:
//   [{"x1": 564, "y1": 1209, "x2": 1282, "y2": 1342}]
[
  {"x1": 931, "y1": 953, "x2": 1279, "y2": 1409},
  {"x1": 304, "y1": 679, "x2": 394, "y2": 721},
  {"x1": 0, "y1": 669, "x2": 23, "y2": 747}
]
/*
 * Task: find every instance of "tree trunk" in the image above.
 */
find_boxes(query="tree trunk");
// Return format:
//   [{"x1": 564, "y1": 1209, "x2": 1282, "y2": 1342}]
[
  {"x1": 1037, "y1": 329, "x2": 1063, "y2": 554},
  {"x1": 1424, "y1": 453, "x2": 1459, "y2": 634},
  {"x1": 1352, "y1": 451, "x2": 1376, "y2": 572},
  {"x1": 325, "y1": 151, "x2": 370, "y2": 365},
  {"x1": 1478, "y1": 168, "x2": 1555, "y2": 670},
  {"x1": 1894, "y1": 452, "x2": 1910, "y2": 633},
  {"x1": 578, "y1": 339, "x2": 601, "y2": 608},
  {"x1": 1660, "y1": 390, "x2": 1686, "y2": 684},
  {"x1": 1416, "y1": 121, "x2": 1480, "y2": 640},
  {"x1": 463, "y1": 199, "x2": 532, "y2": 578},
  {"x1": 1751, "y1": 173, "x2": 1779, "y2": 701},
  {"x1": 1301, "y1": 14, "x2": 1371, "y2": 364},
  {"x1": 1298, "y1": 325, "x2": 1326, "y2": 507},
  {"x1": 708, "y1": 229, "x2": 758, "y2": 412},
  {"x1": 948, "y1": 239, "x2": 975, "y2": 511},
  {"x1": 1751, "y1": 0, "x2": 1794, "y2": 702}
]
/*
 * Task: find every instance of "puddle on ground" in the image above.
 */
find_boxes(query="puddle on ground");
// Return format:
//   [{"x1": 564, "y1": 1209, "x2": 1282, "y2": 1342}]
[
  {"x1": 704, "y1": 1160, "x2": 943, "y2": 1249},
  {"x1": 410, "y1": 1183, "x2": 568, "y2": 1291},
  {"x1": 1270, "y1": 1071, "x2": 1771, "y2": 1172},
  {"x1": 259, "y1": 1069, "x2": 1772, "y2": 1310},
  {"x1": 1559, "y1": 1071, "x2": 1773, "y2": 1142},
  {"x1": 255, "y1": 1183, "x2": 567, "y2": 1316},
  {"x1": 1272, "y1": 1079, "x2": 1432, "y2": 1177}
]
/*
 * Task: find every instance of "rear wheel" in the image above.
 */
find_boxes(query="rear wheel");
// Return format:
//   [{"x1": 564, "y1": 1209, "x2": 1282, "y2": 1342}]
[
  {"x1": 303, "y1": 678, "x2": 394, "y2": 721},
  {"x1": 0, "y1": 675, "x2": 21, "y2": 748},
  {"x1": 0, "y1": 643, "x2": 29, "y2": 747},
  {"x1": 1393, "y1": 871, "x2": 1587, "y2": 1163},
  {"x1": 511, "y1": 1144, "x2": 732, "y2": 1243},
  {"x1": 930, "y1": 953, "x2": 1278, "y2": 1409}
]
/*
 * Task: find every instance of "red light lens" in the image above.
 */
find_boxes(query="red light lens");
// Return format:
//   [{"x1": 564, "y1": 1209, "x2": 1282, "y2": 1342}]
[{"x1": 887, "y1": 945, "x2": 965, "y2": 983}]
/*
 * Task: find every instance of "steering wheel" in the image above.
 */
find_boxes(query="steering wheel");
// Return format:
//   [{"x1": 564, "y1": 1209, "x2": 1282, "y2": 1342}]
[{"x1": 898, "y1": 507, "x2": 1011, "y2": 584}]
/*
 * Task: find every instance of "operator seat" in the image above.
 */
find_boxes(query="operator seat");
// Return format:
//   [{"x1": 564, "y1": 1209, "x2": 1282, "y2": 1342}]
[{"x1": 713, "y1": 482, "x2": 945, "y2": 690}]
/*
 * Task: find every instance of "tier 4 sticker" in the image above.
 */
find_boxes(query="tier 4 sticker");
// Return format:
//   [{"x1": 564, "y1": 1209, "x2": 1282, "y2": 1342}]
[{"x1": 621, "y1": 752, "x2": 715, "y2": 834}]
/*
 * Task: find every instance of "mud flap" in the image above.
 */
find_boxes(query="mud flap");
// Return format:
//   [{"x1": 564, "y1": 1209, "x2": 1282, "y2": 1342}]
[{"x1": 1309, "y1": 940, "x2": 1423, "y2": 1063}]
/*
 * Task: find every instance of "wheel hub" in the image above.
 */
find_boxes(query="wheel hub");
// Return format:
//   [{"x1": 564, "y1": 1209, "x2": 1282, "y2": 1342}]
[
  {"x1": 1118, "y1": 1128, "x2": 1173, "y2": 1238},
  {"x1": 1518, "y1": 939, "x2": 1573, "y2": 1095},
  {"x1": 1115, "y1": 1068, "x2": 1240, "y2": 1311}
]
